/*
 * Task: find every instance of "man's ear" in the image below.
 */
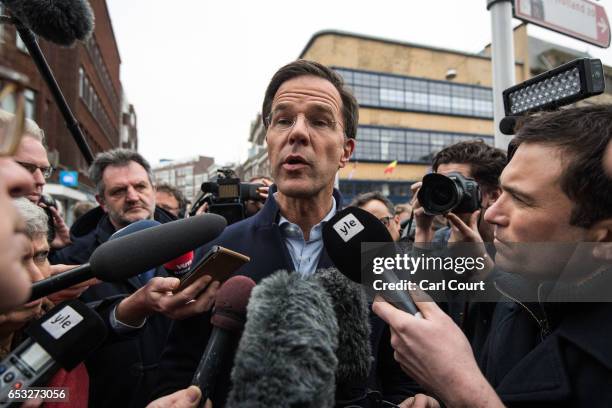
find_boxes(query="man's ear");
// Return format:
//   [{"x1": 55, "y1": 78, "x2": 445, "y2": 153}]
[
  {"x1": 95, "y1": 195, "x2": 107, "y2": 213},
  {"x1": 339, "y1": 138, "x2": 355, "y2": 168},
  {"x1": 587, "y1": 218, "x2": 612, "y2": 242}
]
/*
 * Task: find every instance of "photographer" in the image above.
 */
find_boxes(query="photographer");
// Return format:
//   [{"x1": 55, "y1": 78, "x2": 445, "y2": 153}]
[
  {"x1": 411, "y1": 140, "x2": 506, "y2": 247},
  {"x1": 374, "y1": 105, "x2": 612, "y2": 407}
]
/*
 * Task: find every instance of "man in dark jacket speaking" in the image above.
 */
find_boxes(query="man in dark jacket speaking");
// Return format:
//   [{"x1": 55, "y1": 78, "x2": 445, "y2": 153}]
[
  {"x1": 155, "y1": 60, "x2": 417, "y2": 406},
  {"x1": 374, "y1": 105, "x2": 612, "y2": 407}
]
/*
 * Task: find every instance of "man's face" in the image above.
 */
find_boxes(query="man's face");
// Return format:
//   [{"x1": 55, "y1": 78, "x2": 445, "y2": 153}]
[
  {"x1": 361, "y1": 199, "x2": 401, "y2": 241},
  {"x1": 436, "y1": 163, "x2": 497, "y2": 241},
  {"x1": 22, "y1": 234, "x2": 49, "y2": 283},
  {"x1": 266, "y1": 75, "x2": 354, "y2": 198},
  {"x1": 13, "y1": 135, "x2": 50, "y2": 203},
  {"x1": 97, "y1": 161, "x2": 156, "y2": 229},
  {"x1": 484, "y1": 143, "x2": 589, "y2": 278},
  {"x1": 0, "y1": 157, "x2": 35, "y2": 312},
  {"x1": 156, "y1": 191, "x2": 180, "y2": 217}
]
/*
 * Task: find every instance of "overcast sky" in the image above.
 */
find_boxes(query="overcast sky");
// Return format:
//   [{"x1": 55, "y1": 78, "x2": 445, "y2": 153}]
[{"x1": 106, "y1": 0, "x2": 612, "y2": 167}]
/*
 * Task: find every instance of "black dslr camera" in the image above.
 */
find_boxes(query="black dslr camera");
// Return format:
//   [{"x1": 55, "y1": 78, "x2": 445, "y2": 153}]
[
  {"x1": 190, "y1": 168, "x2": 263, "y2": 225},
  {"x1": 417, "y1": 172, "x2": 481, "y2": 215}
]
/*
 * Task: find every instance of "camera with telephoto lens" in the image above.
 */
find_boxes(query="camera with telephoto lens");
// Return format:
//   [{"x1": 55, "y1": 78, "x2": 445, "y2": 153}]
[
  {"x1": 417, "y1": 171, "x2": 481, "y2": 216},
  {"x1": 190, "y1": 168, "x2": 263, "y2": 225}
]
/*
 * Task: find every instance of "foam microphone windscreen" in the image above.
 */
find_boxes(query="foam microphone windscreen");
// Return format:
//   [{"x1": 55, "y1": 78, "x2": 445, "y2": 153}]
[
  {"x1": 315, "y1": 268, "x2": 371, "y2": 386},
  {"x1": 499, "y1": 116, "x2": 518, "y2": 136},
  {"x1": 1, "y1": 0, "x2": 95, "y2": 46},
  {"x1": 211, "y1": 275, "x2": 256, "y2": 332},
  {"x1": 90, "y1": 214, "x2": 226, "y2": 282},
  {"x1": 226, "y1": 271, "x2": 338, "y2": 408},
  {"x1": 322, "y1": 206, "x2": 392, "y2": 284},
  {"x1": 25, "y1": 299, "x2": 107, "y2": 370}
]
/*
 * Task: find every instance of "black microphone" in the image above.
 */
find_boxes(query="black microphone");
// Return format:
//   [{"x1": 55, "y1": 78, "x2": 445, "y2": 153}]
[
  {"x1": 315, "y1": 268, "x2": 372, "y2": 406},
  {"x1": 0, "y1": 300, "x2": 107, "y2": 402},
  {"x1": 499, "y1": 116, "x2": 518, "y2": 136},
  {"x1": 29, "y1": 214, "x2": 227, "y2": 301},
  {"x1": 322, "y1": 207, "x2": 421, "y2": 317},
  {"x1": 191, "y1": 275, "x2": 255, "y2": 407},
  {"x1": 0, "y1": 0, "x2": 94, "y2": 46},
  {"x1": 226, "y1": 271, "x2": 338, "y2": 408}
]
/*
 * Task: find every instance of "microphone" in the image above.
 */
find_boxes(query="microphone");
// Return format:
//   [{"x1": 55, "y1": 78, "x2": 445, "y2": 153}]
[
  {"x1": 0, "y1": 300, "x2": 107, "y2": 401},
  {"x1": 29, "y1": 214, "x2": 227, "y2": 301},
  {"x1": 164, "y1": 251, "x2": 194, "y2": 278},
  {"x1": 0, "y1": 0, "x2": 94, "y2": 46},
  {"x1": 322, "y1": 207, "x2": 421, "y2": 317},
  {"x1": 226, "y1": 271, "x2": 338, "y2": 408},
  {"x1": 499, "y1": 116, "x2": 518, "y2": 135},
  {"x1": 315, "y1": 268, "x2": 372, "y2": 405},
  {"x1": 110, "y1": 220, "x2": 161, "y2": 283},
  {"x1": 191, "y1": 275, "x2": 256, "y2": 406}
]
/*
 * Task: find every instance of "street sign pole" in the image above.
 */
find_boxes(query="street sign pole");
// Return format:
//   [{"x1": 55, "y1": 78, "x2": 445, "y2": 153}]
[{"x1": 488, "y1": 0, "x2": 516, "y2": 150}]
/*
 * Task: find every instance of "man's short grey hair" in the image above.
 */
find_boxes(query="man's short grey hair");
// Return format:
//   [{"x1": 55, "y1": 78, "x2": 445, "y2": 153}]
[
  {"x1": 349, "y1": 191, "x2": 395, "y2": 215},
  {"x1": 89, "y1": 148, "x2": 154, "y2": 196},
  {"x1": 13, "y1": 198, "x2": 48, "y2": 240}
]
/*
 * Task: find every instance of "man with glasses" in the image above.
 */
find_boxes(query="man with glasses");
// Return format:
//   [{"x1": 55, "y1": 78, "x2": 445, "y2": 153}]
[
  {"x1": 7, "y1": 114, "x2": 72, "y2": 250},
  {"x1": 12, "y1": 118, "x2": 52, "y2": 204},
  {"x1": 350, "y1": 191, "x2": 401, "y2": 241},
  {"x1": 155, "y1": 60, "x2": 416, "y2": 407}
]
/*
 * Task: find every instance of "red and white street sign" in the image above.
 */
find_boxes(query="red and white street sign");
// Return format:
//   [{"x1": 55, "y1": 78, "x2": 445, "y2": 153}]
[{"x1": 514, "y1": 0, "x2": 610, "y2": 48}]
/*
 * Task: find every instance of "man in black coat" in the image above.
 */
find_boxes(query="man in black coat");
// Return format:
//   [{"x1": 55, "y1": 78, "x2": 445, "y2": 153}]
[
  {"x1": 154, "y1": 60, "x2": 417, "y2": 407},
  {"x1": 50, "y1": 148, "x2": 218, "y2": 407},
  {"x1": 373, "y1": 105, "x2": 612, "y2": 407}
]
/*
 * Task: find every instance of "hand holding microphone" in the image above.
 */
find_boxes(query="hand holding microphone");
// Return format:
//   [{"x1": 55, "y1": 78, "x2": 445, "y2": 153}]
[{"x1": 46, "y1": 264, "x2": 99, "y2": 305}]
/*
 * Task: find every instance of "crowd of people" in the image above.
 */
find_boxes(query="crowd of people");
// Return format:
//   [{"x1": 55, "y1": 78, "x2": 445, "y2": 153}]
[{"x1": 0, "y1": 58, "x2": 611, "y2": 408}]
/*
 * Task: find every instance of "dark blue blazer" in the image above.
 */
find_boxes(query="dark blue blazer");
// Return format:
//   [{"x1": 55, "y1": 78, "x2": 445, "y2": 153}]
[{"x1": 154, "y1": 187, "x2": 416, "y2": 406}]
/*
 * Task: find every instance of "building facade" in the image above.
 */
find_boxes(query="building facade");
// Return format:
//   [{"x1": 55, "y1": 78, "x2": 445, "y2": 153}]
[
  {"x1": 0, "y1": 0, "x2": 135, "y2": 192},
  {"x1": 153, "y1": 156, "x2": 215, "y2": 202},
  {"x1": 242, "y1": 24, "x2": 612, "y2": 204}
]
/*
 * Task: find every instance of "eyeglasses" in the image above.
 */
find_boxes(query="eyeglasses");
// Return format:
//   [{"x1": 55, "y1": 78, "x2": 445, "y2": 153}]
[
  {"x1": 379, "y1": 216, "x2": 394, "y2": 227},
  {"x1": 16, "y1": 161, "x2": 54, "y2": 179},
  {"x1": 0, "y1": 67, "x2": 27, "y2": 157},
  {"x1": 266, "y1": 111, "x2": 344, "y2": 136}
]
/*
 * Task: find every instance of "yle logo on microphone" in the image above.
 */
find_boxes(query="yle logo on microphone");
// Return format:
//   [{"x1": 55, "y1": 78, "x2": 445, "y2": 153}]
[
  {"x1": 42, "y1": 305, "x2": 83, "y2": 339},
  {"x1": 333, "y1": 214, "x2": 364, "y2": 242}
]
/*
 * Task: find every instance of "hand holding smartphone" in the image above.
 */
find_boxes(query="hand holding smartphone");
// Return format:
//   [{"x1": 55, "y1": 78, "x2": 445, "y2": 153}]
[{"x1": 174, "y1": 246, "x2": 249, "y2": 292}]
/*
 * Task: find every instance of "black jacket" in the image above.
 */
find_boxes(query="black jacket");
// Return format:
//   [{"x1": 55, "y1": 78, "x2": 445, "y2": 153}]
[
  {"x1": 50, "y1": 206, "x2": 177, "y2": 408},
  {"x1": 154, "y1": 187, "x2": 416, "y2": 407},
  {"x1": 472, "y1": 273, "x2": 612, "y2": 407}
]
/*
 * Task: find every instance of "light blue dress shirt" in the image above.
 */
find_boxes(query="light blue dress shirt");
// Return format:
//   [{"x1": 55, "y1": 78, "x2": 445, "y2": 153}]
[{"x1": 278, "y1": 196, "x2": 337, "y2": 278}]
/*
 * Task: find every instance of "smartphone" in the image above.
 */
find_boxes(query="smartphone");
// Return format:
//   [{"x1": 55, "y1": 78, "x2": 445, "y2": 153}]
[{"x1": 174, "y1": 245, "x2": 250, "y2": 292}]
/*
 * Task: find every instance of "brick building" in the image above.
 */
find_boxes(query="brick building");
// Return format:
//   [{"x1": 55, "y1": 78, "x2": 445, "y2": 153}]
[{"x1": 0, "y1": 0, "x2": 136, "y2": 195}]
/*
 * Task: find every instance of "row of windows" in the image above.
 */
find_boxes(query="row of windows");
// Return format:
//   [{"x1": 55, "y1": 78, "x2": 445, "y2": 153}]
[
  {"x1": 353, "y1": 126, "x2": 493, "y2": 163},
  {"x1": 85, "y1": 35, "x2": 119, "y2": 113},
  {"x1": 79, "y1": 67, "x2": 116, "y2": 140},
  {"x1": 335, "y1": 68, "x2": 494, "y2": 118},
  {"x1": 339, "y1": 180, "x2": 413, "y2": 205}
]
